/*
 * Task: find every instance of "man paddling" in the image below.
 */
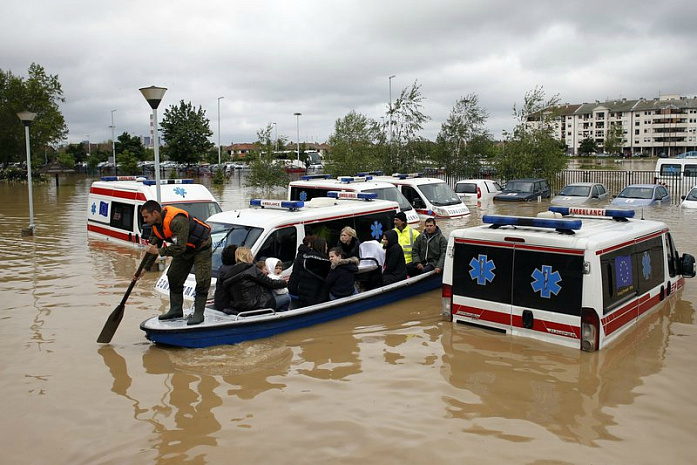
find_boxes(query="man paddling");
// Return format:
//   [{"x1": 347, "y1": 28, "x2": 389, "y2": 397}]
[{"x1": 138, "y1": 200, "x2": 212, "y2": 325}]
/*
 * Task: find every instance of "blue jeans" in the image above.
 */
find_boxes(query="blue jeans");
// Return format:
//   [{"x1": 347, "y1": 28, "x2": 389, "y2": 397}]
[{"x1": 275, "y1": 293, "x2": 291, "y2": 312}]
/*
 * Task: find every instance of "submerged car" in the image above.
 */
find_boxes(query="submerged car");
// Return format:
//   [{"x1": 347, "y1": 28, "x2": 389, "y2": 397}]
[
  {"x1": 551, "y1": 182, "x2": 609, "y2": 206},
  {"x1": 454, "y1": 179, "x2": 503, "y2": 203},
  {"x1": 493, "y1": 178, "x2": 551, "y2": 202},
  {"x1": 681, "y1": 185, "x2": 697, "y2": 208},
  {"x1": 610, "y1": 184, "x2": 671, "y2": 207}
]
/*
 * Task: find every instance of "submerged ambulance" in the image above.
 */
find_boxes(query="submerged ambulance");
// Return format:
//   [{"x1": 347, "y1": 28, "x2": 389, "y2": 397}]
[
  {"x1": 87, "y1": 176, "x2": 221, "y2": 248},
  {"x1": 441, "y1": 206, "x2": 695, "y2": 351}
]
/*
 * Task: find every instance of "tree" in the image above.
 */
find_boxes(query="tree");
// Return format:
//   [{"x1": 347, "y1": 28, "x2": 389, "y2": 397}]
[
  {"x1": 159, "y1": 100, "x2": 214, "y2": 165},
  {"x1": 579, "y1": 137, "x2": 598, "y2": 156},
  {"x1": 115, "y1": 132, "x2": 146, "y2": 160},
  {"x1": 435, "y1": 93, "x2": 492, "y2": 177},
  {"x1": 0, "y1": 63, "x2": 67, "y2": 166},
  {"x1": 603, "y1": 123, "x2": 625, "y2": 156},
  {"x1": 245, "y1": 123, "x2": 289, "y2": 193},
  {"x1": 387, "y1": 81, "x2": 430, "y2": 172},
  {"x1": 116, "y1": 149, "x2": 139, "y2": 175},
  {"x1": 326, "y1": 110, "x2": 381, "y2": 176},
  {"x1": 63, "y1": 143, "x2": 87, "y2": 164},
  {"x1": 494, "y1": 86, "x2": 567, "y2": 181}
]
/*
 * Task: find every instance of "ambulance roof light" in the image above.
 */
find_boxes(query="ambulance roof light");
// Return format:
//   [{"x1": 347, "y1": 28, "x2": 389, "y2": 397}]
[
  {"x1": 548, "y1": 206, "x2": 635, "y2": 221},
  {"x1": 337, "y1": 176, "x2": 372, "y2": 183},
  {"x1": 100, "y1": 176, "x2": 148, "y2": 182},
  {"x1": 392, "y1": 172, "x2": 422, "y2": 179},
  {"x1": 250, "y1": 199, "x2": 304, "y2": 211},
  {"x1": 300, "y1": 174, "x2": 332, "y2": 181},
  {"x1": 356, "y1": 171, "x2": 384, "y2": 177},
  {"x1": 483, "y1": 214, "x2": 582, "y2": 233},
  {"x1": 142, "y1": 179, "x2": 194, "y2": 186},
  {"x1": 326, "y1": 191, "x2": 378, "y2": 201}
]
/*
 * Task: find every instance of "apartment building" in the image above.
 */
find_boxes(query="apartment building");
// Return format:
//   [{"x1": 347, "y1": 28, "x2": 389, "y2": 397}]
[{"x1": 531, "y1": 94, "x2": 697, "y2": 156}]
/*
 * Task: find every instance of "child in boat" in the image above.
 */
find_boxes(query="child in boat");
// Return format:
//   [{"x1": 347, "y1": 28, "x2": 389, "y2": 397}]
[
  {"x1": 265, "y1": 257, "x2": 289, "y2": 296},
  {"x1": 326, "y1": 247, "x2": 359, "y2": 300}
]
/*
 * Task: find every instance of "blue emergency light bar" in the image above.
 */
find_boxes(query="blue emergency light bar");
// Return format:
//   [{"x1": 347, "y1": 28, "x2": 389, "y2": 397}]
[
  {"x1": 326, "y1": 191, "x2": 378, "y2": 200},
  {"x1": 548, "y1": 206, "x2": 635, "y2": 220},
  {"x1": 142, "y1": 179, "x2": 194, "y2": 185},
  {"x1": 356, "y1": 171, "x2": 384, "y2": 177},
  {"x1": 392, "y1": 172, "x2": 422, "y2": 179},
  {"x1": 250, "y1": 199, "x2": 304, "y2": 210},
  {"x1": 100, "y1": 176, "x2": 148, "y2": 182},
  {"x1": 300, "y1": 174, "x2": 332, "y2": 181},
  {"x1": 483, "y1": 214, "x2": 582, "y2": 232},
  {"x1": 337, "y1": 176, "x2": 372, "y2": 183}
]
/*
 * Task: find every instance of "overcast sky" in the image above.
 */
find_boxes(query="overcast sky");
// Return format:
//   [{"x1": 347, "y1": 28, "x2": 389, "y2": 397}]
[{"x1": 4, "y1": 0, "x2": 697, "y2": 148}]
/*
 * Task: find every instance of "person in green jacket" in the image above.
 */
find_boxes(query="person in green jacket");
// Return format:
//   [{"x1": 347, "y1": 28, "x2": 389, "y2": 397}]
[{"x1": 406, "y1": 217, "x2": 447, "y2": 276}]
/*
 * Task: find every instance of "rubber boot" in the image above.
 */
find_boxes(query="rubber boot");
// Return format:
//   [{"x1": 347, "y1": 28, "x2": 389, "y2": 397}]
[
  {"x1": 159, "y1": 293, "x2": 184, "y2": 320},
  {"x1": 187, "y1": 295, "x2": 207, "y2": 326}
]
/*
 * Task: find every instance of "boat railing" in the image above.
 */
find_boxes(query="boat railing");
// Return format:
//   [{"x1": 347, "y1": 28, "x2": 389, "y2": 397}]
[{"x1": 233, "y1": 308, "x2": 276, "y2": 320}]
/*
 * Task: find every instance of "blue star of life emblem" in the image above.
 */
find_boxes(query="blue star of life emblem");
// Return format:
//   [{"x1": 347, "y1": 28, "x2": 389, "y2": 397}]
[
  {"x1": 91, "y1": 202, "x2": 96, "y2": 215},
  {"x1": 531, "y1": 265, "x2": 562, "y2": 298},
  {"x1": 173, "y1": 187, "x2": 187, "y2": 197},
  {"x1": 370, "y1": 221, "x2": 383, "y2": 240},
  {"x1": 299, "y1": 191, "x2": 308, "y2": 202},
  {"x1": 469, "y1": 254, "x2": 495, "y2": 285},
  {"x1": 642, "y1": 251, "x2": 651, "y2": 280}
]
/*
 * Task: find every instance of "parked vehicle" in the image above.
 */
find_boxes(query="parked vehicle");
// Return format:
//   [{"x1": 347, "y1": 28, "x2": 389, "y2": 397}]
[
  {"x1": 551, "y1": 182, "x2": 609, "y2": 206},
  {"x1": 610, "y1": 184, "x2": 671, "y2": 207},
  {"x1": 680, "y1": 185, "x2": 697, "y2": 209},
  {"x1": 441, "y1": 207, "x2": 696, "y2": 351},
  {"x1": 454, "y1": 179, "x2": 503, "y2": 203},
  {"x1": 493, "y1": 178, "x2": 551, "y2": 202}
]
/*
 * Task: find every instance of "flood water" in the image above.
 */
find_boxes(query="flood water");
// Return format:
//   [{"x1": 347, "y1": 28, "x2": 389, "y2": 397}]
[{"x1": 1, "y1": 172, "x2": 696, "y2": 464}]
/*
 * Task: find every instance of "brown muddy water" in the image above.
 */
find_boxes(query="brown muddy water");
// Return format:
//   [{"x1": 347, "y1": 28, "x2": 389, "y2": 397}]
[{"x1": 1, "y1": 173, "x2": 696, "y2": 464}]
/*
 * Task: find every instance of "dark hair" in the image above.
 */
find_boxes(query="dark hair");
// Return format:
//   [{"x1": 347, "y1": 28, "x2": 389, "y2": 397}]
[
  {"x1": 303, "y1": 235, "x2": 317, "y2": 247},
  {"x1": 256, "y1": 260, "x2": 266, "y2": 270},
  {"x1": 311, "y1": 237, "x2": 328, "y2": 255},
  {"x1": 221, "y1": 244, "x2": 237, "y2": 266},
  {"x1": 329, "y1": 247, "x2": 344, "y2": 258},
  {"x1": 424, "y1": 218, "x2": 436, "y2": 225},
  {"x1": 141, "y1": 200, "x2": 162, "y2": 214}
]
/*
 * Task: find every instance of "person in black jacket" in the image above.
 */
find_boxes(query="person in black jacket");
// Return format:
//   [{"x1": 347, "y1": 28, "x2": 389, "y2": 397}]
[
  {"x1": 226, "y1": 247, "x2": 289, "y2": 314},
  {"x1": 288, "y1": 237, "x2": 330, "y2": 307},
  {"x1": 381, "y1": 229, "x2": 407, "y2": 286},
  {"x1": 326, "y1": 247, "x2": 359, "y2": 300},
  {"x1": 337, "y1": 226, "x2": 360, "y2": 259},
  {"x1": 213, "y1": 244, "x2": 238, "y2": 311}
]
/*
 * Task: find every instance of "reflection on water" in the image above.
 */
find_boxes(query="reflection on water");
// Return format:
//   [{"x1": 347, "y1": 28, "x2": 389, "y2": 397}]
[{"x1": 1, "y1": 174, "x2": 697, "y2": 463}]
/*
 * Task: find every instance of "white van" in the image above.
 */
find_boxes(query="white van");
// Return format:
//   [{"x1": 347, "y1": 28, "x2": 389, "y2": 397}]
[
  {"x1": 288, "y1": 175, "x2": 421, "y2": 226},
  {"x1": 87, "y1": 176, "x2": 221, "y2": 247},
  {"x1": 441, "y1": 206, "x2": 695, "y2": 351},
  {"x1": 372, "y1": 173, "x2": 470, "y2": 219},
  {"x1": 454, "y1": 179, "x2": 503, "y2": 203},
  {"x1": 654, "y1": 157, "x2": 697, "y2": 198},
  {"x1": 155, "y1": 193, "x2": 401, "y2": 300}
]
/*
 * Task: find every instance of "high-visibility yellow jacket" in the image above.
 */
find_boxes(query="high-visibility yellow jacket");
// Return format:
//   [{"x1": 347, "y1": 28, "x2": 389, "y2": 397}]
[{"x1": 395, "y1": 225, "x2": 420, "y2": 264}]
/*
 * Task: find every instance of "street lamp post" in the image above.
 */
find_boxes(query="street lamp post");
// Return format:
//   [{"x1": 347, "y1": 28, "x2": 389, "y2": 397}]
[
  {"x1": 294, "y1": 112, "x2": 302, "y2": 164},
  {"x1": 272, "y1": 122, "x2": 278, "y2": 154},
  {"x1": 388, "y1": 75, "x2": 395, "y2": 143},
  {"x1": 139, "y1": 86, "x2": 168, "y2": 203},
  {"x1": 86, "y1": 134, "x2": 91, "y2": 155},
  {"x1": 110, "y1": 109, "x2": 117, "y2": 173},
  {"x1": 217, "y1": 96, "x2": 224, "y2": 166},
  {"x1": 17, "y1": 111, "x2": 37, "y2": 237}
]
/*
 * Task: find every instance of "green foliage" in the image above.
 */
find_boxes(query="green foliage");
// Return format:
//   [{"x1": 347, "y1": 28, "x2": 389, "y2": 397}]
[
  {"x1": 246, "y1": 124, "x2": 289, "y2": 193},
  {"x1": 494, "y1": 86, "x2": 567, "y2": 181},
  {"x1": 116, "y1": 150, "x2": 139, "y2": 175},
  {"x1": 63, "y1": 143, "x2": 87, "y2": 164},
  {"x1": 212, "y1": 167, "x2": 225, "y2": 185},
  {"x1": 57, "y1": 151, "x2": 75, "y2": 168},
  {"x1": 159, "y1": 100, "x2": 214, "y2": 165},
  {"x1": 603, "y1": 123, "x2": 625, "y2": 155},
  {"x1": 115, "y1": 132, "x2": 146, "y2": 160},
  {"x1": 387, "y1": 81, "x2": 430, "y2": 172},
  {"x1": 0, "y1": 63, "x2": 68, "y2": 166},
  {"x1": 326, "y1": 110, "x2": 381, "y2": 176},
  {"x1": 579, "y1": 137, "x2": 598, "y2": 155},
  {"x1": 87, "y1": 147, "x2": 109, "y2": 170}
]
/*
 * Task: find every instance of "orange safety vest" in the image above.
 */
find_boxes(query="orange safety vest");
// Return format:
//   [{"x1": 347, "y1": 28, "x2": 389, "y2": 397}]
[{"x1": 152, "y1": 206, "x2": 211, "y2": 250}]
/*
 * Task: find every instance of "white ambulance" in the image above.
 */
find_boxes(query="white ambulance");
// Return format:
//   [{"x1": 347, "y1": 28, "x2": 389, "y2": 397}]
[
  {"x1": 371, "y1": 173, "x2": 470, "y2": 219},
  {"x1": 87, "y1": 176, "x2": 221, "y2": 247},
  {"x1": 441, "y1": 206, "x2": 695, "y2": 351},
  {"x1": 288, "y1": 174, "x2": 421, "y2": 226}
]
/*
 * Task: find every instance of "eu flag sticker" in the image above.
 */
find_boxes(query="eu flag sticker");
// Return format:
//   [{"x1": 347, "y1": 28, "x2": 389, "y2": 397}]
[
  {"x1": 99, "y1": 201, "x2": 108, "y2": 217},
  {"x1": 615, "y1": 255, "x2": 633, "y2": 288}
]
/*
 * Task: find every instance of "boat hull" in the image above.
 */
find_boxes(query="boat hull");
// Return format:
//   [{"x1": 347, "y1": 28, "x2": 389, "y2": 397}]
[{"x1": 140, "y1": 272, "x2": 441, "y2": 348}]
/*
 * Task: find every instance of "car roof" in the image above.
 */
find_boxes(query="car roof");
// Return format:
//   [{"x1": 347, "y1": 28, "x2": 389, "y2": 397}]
[
  {"x1": 563, "y1": 182, "x2": 600, "y2": 187},
  {"x1": 622, "y1": 184, "x2": 659, "y2": 189},
  {"x1": 506, "y1": 178, "x2": 546, "y2": 182}
]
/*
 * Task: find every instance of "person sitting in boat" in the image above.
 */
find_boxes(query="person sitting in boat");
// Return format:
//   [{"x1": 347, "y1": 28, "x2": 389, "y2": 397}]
[
  {"x1": 381, "y1": 229, "x2": 407, "y2": 286},
  {"x1": 226, "y1": 247, "x2": 290, "y2": 313},
  {"x1": 265, "y1": 257, "x2": 289, "y2": 297},
  {"x1": 337, "y1": 226, "x2": 360, "y2": 259},
  {"x1": 213, "y1": 244, "x2": 238, "y2": 311},
  {"x1": 288, "y1": 237, "x2": 331, "y2": 308},
  {"x1": 326, "y1": 247, "x2": 359, "y2": 300},
  {"x1": 406, "y1": 217, "x2": 448, "y2": 276}
]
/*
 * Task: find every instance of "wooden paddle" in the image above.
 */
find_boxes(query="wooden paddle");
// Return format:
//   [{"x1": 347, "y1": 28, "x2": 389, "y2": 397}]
[{"x1": 97, "y1": 254, "x2": 152, "y2": 343}]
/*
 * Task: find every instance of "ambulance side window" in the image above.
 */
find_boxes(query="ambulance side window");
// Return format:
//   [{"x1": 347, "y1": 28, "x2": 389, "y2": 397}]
[
  {"x1": 601, "y1": 245, "x2": 638, "y2": 314},
  {"x1": 402, "y1": 186, "x2": 424, "y2": 208},
  {"x1": 110, "y1": 201, "x2": 135, "y2": 232},
  {"x1": 354, "y1": 211, "x2": 395, "y2": 242},
  {"x1": 289, "y1": 186, "x2": 330, "y2": 202},
  {"x1": 665, "y1": 233, "x2": 679, "y2": 278},
  {"x1": 304, "y1": 218, "x2": 346, "y2": 246},
  {"x1": 636, "y1": 236, "x2": 664, "y2": 294},
  {"x1": 256, "y1": 227, "x2": 297, "y2": 269}
]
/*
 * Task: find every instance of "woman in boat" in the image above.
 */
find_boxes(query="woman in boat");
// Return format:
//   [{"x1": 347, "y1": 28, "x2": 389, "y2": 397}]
[
  {"x1": 381, "y1": 229, "x2": 407, "y2": 286},
  {"x1": 326, "y1": 247, "x2": 359, "y2": 300},
  {"x1": 337, "y1": 226, "x2": 360, "y2": 259},
  {"x1": 288, "y1": 237, "x2": 330, "y2": 307},
  {"x1": 226, "y1": 247, "x2": 290, "y2": 314}
]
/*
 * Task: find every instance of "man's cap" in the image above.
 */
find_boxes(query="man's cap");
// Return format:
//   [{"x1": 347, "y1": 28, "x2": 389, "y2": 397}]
[{"x1": 395, "y1": 212, "x2": 407, "y2": 222}]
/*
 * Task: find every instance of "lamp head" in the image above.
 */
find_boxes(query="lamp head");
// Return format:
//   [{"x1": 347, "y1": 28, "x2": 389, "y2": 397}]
[{"x1": 139, "y1": 86, "x2": 167, "y2": 109}]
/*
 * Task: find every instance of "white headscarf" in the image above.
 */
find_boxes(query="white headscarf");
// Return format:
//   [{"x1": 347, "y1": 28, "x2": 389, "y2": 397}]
[{"x1": 265, "y1": 257, "x2": 283, "y2": 279}]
